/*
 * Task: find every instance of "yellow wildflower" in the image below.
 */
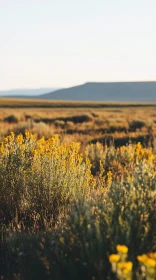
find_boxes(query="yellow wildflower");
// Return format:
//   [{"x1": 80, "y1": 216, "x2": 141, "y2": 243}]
[
  {"x1": 116, "y1": 245, "x2": 128, "y2": 254},
  {"x1": 137, "y1": 254, "x2": 148, "y2": 264},
  {"x1": 148, "y1": 253, "x2": 156, "y2": 260},
  {"x1": 109, "y1": 254, "x2": 120, "y2": 263},
  {"x1": 144, "y1": 258, "x2": 156, "y2": 268},
  {"x1": 117, "y1": 262, "x2": 133, "y2": 272}
]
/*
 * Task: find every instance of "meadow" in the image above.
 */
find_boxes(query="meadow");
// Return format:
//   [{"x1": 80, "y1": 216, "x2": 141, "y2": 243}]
[{"x1": 0, "y1": 99, "x2": 155, "y2": 280}]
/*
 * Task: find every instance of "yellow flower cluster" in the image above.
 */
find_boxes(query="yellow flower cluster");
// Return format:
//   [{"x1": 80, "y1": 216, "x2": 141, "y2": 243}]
[
  {"x1": 86, "y1": 141, "x2": 156, "y2": 186},
  {"x1": 137, "y1": 252, "x2": 156, "y2": 280},
  {"x1": 117, "y1": 262, "x2": 133, "y2": 275},
  {"x1": 0, "y1": 132, "x2": 96, "y2": 216},
  {"x1": 109, "y1": 245, "x2": 131, "y2": 279},
  {"x1": 109, "y1": 246, "x2": 156, "y2": 280},
  {"x1": 137, "y1": 253, "x2": 156, "y2": 267}
]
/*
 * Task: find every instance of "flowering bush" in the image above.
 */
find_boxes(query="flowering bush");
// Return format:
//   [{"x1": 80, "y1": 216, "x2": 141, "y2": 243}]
[
  {"x1": 0, "y1": 133, "x2": 155, "y2": 279},
  {"x1": 0, "y1": 132, "x2": 95, "y2": 225}
]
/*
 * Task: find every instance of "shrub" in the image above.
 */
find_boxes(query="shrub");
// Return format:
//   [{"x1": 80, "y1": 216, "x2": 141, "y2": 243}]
[
  {"x1": 0, "y1": 133, "x2": 156, "y2": 279},
  {"x1": 5, "y1": 173, "x2": 155, "y2": 279},
  {"x1": 4, "y1": 114, "x2": 19, "y2": 123},
  {"x1": 8, "y1": 121, "x2": 54, "y2": 139},
  {"x1": 129, "y1": 120, "x2": 146, "y2": 131},
  {"x1": 53, "y1": 119, "x2": 65, "y2": 128},
  {"x1": 94, "y1": 118, "x2": 108, "y2": 126},
  {"x1": 0, "y1": 132, "x2": 95, "y2": 225},
  {"x1": 65, "y1": 121, "x2": 74, "y2": 129},
  {"x1": 86, "y1": 141, "x2": 156, "y2": 177},
  {"x1": 64, "y1": 114, "x2": 92, "y2": 124}
]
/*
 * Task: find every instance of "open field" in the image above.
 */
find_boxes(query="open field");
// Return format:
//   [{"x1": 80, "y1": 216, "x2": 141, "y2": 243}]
[
  {"x1": 0, "y1": 99, "x2": 156, "y2": 149},
  {"x1": 0, "y1": 99, "x2": 156, "y2": 279}
]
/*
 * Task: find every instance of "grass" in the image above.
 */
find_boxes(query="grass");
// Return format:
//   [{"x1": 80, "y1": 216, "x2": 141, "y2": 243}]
[{"x1": 0, "y1": 100, "x2": 156, "y2": 149}]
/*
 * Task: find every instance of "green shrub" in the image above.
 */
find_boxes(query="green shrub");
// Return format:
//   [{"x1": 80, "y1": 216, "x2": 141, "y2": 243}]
[
  {"x1": 129, "y1": 120, "x2": 146, "y2": 131},
  {"x1": 5, "y1": 174, "x2": 155, "y2": 279},
  {"x1": 4, "y1": 114, "x2": 19, "y2": 123}
]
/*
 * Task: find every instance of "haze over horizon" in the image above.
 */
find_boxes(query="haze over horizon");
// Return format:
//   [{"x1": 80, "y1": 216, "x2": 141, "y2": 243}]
[
  {"x1": 1, "y1": 80, "x2": 156, "y2": 92},
  {"x1": 0, "y1": 0, "x2": 156, "y2": 90}
]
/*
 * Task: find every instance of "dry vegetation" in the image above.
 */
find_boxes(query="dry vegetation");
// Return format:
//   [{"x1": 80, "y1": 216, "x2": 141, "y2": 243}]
[
  {"x1": 0, "y1": 99, "x2": 155, "y2": 280},
  {"x1": 0, "y1": 99, "x2": 156, "y2": 149}
]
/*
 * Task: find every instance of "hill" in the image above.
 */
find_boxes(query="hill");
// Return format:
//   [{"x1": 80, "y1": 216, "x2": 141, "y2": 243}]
[
  {"x1": 0, "y1": 88, "x2": 58, "y2": 97},
  {"x1": 39, "y1": 82, "x2": 156, "y2": 102}
]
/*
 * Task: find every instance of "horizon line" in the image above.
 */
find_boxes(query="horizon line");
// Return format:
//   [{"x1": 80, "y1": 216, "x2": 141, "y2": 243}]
[{"x1": 1, "y1": 80, "x2": 156, "y2": 91}]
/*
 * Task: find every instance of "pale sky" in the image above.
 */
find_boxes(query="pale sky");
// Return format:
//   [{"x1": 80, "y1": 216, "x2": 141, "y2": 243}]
[{"x1": 0, "y1": 0, "x2": 156, "y2": 90}]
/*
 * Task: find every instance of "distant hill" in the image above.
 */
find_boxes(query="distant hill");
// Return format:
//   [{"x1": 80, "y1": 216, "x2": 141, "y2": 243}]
[
  {"x1": 0, "y1": 88, "x2": 58, "y2": 97},
  {"x1": 39, "y1": 82, "x2": 156, "y2": 102}
]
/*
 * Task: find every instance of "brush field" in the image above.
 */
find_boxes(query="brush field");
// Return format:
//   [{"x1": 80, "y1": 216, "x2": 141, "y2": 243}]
[
  {"x1": 0, "y1": 99, "x2": 156, "y2": 148},
  {"x1": 0, "y1": 99, "x2": 155, "y2": 280}
]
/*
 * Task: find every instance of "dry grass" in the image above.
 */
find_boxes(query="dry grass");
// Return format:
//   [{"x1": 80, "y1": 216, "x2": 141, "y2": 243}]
[
  {"x1": 0, "y1": 97, "x2": 156, "y2": 107},
  {"x1": 0, "y1": 99, "x2": 156, "y2": 148}
]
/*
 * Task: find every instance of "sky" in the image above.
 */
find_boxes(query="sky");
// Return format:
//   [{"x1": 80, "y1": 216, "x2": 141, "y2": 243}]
[{"x1": 0, "y1": 0, "x2": 156, "y2": 90}]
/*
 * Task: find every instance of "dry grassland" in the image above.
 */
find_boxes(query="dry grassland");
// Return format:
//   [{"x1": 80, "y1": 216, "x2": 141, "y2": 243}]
[{"x1": 0, "y1": 98, "x2": 156, "y2": 148}]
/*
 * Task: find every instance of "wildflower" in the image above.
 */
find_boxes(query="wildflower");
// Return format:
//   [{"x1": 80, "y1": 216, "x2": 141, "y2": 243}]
[
  {"x1": 109, "y1": 254, "x2": 120, "y2": 263},
  {"x1": 148, "y1": 253, "x2": 156, "y2": 260},
  {"x1": 144, "y1": 258, "x2": 156, "y2": 268},
  {"x1": 117, "y1": 261, "x2": 133, "y2": 272},
  {"x1": 116, "y1": 245, "x2": 128, "y2": 254},
  {"x1": 137, "y1": 254, "x2": 148, "y2": 264}
]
